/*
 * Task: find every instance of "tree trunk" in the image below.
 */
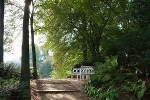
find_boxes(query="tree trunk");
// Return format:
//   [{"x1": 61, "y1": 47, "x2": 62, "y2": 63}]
[
  {"x1": 83, "y1": 44, "x2": 88, "y2": 61},
  {"x1": 0, "y1": 0, "x2": 4, "y2": 63},
  {"x1": 21, "y1": 0, "x2": 31, "y2": 82},
  {"x1": 31, "y1": 0, "x2": 38, "y2": 79},
  {"x1": 21, "y1": 0, "x2": 31, "y2": 99}
]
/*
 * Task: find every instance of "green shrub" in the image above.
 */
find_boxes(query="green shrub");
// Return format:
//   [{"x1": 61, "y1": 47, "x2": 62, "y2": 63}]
[
  {"x1": 0, "y1": 63, "x2": 30, "y2": 100},
  {"x1": 84, "y1": 56, "x2": 147, "y2": 100},
  {"x1": 0, "y1": 76, "x2": 20, "y2": 100}
]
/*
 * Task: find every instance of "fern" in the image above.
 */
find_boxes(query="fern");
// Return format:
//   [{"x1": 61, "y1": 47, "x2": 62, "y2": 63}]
[{"x1": 84, "y1": 56, "x2": 147, "y2": 100}]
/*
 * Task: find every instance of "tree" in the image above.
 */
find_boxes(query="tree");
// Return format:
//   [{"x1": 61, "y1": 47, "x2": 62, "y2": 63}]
[
  {"x1": 21, "y1": 0, "x2": 31, "y2": 99},
  {"x1": 29, "y1": 45, "x2": 53, "y2": 78},
  {"x1": 131, "y1": 0, "x2": 150, "y2": 28},
  {"x1": 4, "y1": 0, "x2": 24, "y2": 55},
  {"x1": 0, "y1": 0, "x2": 4, "y2": 63},
  {"x1": 39, "y1": 0, "x2": 113, "y2": 77},
  {"x1": 21, "y1": 0, "x2": 31, "y2": 82},
  {"x1": 30, "y1": 0, "x2": 38, "y2": 79},
  {"x1": 36, "y1": 0, "x2": 150, "y2": 98},
  {"x1": 39, "y1": 55, "x2": 53, "y2": 78}
]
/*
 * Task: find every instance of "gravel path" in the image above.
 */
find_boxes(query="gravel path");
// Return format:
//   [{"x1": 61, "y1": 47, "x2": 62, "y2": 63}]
[{"x1": 31, "y1": 78, "x2": 93, "y2": 100}]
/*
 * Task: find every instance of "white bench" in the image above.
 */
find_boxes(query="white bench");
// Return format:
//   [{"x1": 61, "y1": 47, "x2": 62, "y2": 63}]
[{"x1": 71, "y1": 66, "x2": 94, "y2": 81}]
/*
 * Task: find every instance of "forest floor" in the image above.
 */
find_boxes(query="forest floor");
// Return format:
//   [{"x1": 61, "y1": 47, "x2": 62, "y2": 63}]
[{"x1": 30, "y1": 78, "x2": 93, "y2": 100}]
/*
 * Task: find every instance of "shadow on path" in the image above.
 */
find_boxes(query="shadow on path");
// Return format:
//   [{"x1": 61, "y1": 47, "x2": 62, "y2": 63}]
[{"x1": 31, "y1": 78, "x2": 92, "y2": 100}]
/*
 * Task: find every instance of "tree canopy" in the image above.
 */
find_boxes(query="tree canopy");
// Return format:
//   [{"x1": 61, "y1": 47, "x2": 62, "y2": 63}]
[{"x1": 1, "y1": 0, "x2": 150, "y2": 99}]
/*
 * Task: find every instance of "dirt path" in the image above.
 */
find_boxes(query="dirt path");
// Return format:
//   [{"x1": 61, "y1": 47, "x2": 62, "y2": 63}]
[{"x1": 31, "y1": 78, "x2": 93, "y2": 100}]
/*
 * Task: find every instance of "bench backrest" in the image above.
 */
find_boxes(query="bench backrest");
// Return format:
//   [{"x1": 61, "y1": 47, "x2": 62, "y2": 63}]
[{"x1": 72, "y1": 67, "x2": 94, "y2": 75}]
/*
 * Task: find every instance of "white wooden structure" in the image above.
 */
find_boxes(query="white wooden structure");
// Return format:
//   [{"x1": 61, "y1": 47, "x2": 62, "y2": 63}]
[{"x1": 71, "y1": 66, "x2": 94, "y2": 80}]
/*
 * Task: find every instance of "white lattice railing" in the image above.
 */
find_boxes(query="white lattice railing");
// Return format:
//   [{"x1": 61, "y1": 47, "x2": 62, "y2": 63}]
[{"x1": 71, "y1": 66, "x2": 94, "y2": 80}]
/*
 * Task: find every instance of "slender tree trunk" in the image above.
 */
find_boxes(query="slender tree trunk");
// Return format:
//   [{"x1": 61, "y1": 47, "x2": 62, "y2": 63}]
[
  {"x1": 83, "y1": 46, "x2": 88, "y2": 61},
  {"x1": 95, "y1": 36, "x2": 101, "y2": 56},
  {"x1": 0, "y1": 0, "x2": 4, "y2": 63},
  {"x1": 21, "y1": 0, "x2": 31, "y2": 82},
  {"x1": 31, "y1": 0, "x2": 38, "y2": 79},
  {"x1": 21, "y1": 0, "x2": 31, "y2": 99}
]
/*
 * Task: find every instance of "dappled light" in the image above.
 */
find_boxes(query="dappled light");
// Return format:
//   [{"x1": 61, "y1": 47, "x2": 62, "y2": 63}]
[
  {"x1": 31, "y1": 79, "x2": 92, "y2": 100},
  {"x1": 1, "y1": 0, "x2": 150, "y2": 99}
]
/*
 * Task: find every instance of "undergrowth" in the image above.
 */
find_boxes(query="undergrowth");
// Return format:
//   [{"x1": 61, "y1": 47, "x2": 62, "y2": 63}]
[
  {"x1": 84, "y1": 56, "x2": 149, "y2": 100},
  {"x1": 0, "y1": 63, "x2": 29, "y2": 100}
]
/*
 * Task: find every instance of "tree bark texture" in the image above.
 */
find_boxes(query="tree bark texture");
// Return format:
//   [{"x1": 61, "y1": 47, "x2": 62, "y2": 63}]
[
  {"x1": 21, "y1": 0, "x2": 31, "y2": 82},
  {"x1": 31, "y1": 0, "x2": 38, "y2": 79},
  {"x1": 21, "y1": 0, "x2": 32, "y2": 99},
  {"x1": 0, "y1": 0, "x2": 4, "y2": 63}
]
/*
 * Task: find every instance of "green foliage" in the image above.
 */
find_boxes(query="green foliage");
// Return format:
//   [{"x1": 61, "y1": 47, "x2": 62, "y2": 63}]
[
  {"x1": 137, "y1": 81, "x2": 146, "y2": 100},
  {"x1": 18, "y1": 81, "x2": 31, "y2": 100},
  {"x1": 85, "y1": 56, "x2": 119, "y2": 100},
  {"x1": 84, "y1": 56, "x2": 147, "y2": 100},
  {"x1": 51, "y1": 67, "x2": 71, "y2": 79},
  {"x1": 38, "y1": 0, "x2": 115, "y2": 78},
  {"x1": 0, "y1": 63, "x2": 20, "y2": 79},
  {"x1": 121, "y1": 81, "x2": 146, "y2": 100},
  {"x1": 39, "y1": 57, "x2": 53, "y2": 78},
  {"x1": 30, "y1": 45, "x2": 53, "y2": 78},
  {"x1": 35, "y1": 0, "x2": 150, "y2": 98},
  {"x1": 4, "y1": 0, "x2": 24, "y2": 52},
  {"x1": 131, "y1": 0, "x2": 150, "y2": 28},
  {"x1": 50, "y1": 43, "x2": 83, "y2": 78},
  {"x1": 0, "y1": 63, "x2": 30, "y2": 100},
  {"x1": 0, "y1": 77, "x2": 20, "y2": 100}
]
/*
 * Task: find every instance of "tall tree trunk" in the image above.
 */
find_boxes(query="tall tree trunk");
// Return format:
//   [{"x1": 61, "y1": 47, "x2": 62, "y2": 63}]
[
  {"x1": 21, "y1": 0, "x2": 31, "y2": 82},
  {"x1": 0, "y1": 0, "x2": 4, "y2": 63},
  {"x1": 21, "y1": 0, "x2": 31, "y2": 99},
  {"x1": 31, "y1": 0, "x2": 38, "y2": 79}
]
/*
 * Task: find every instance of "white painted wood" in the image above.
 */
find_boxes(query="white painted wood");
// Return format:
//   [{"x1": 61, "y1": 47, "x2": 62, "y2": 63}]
[{"x1": 71, "y1": 66, "x2": 94, "y2": 80}]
